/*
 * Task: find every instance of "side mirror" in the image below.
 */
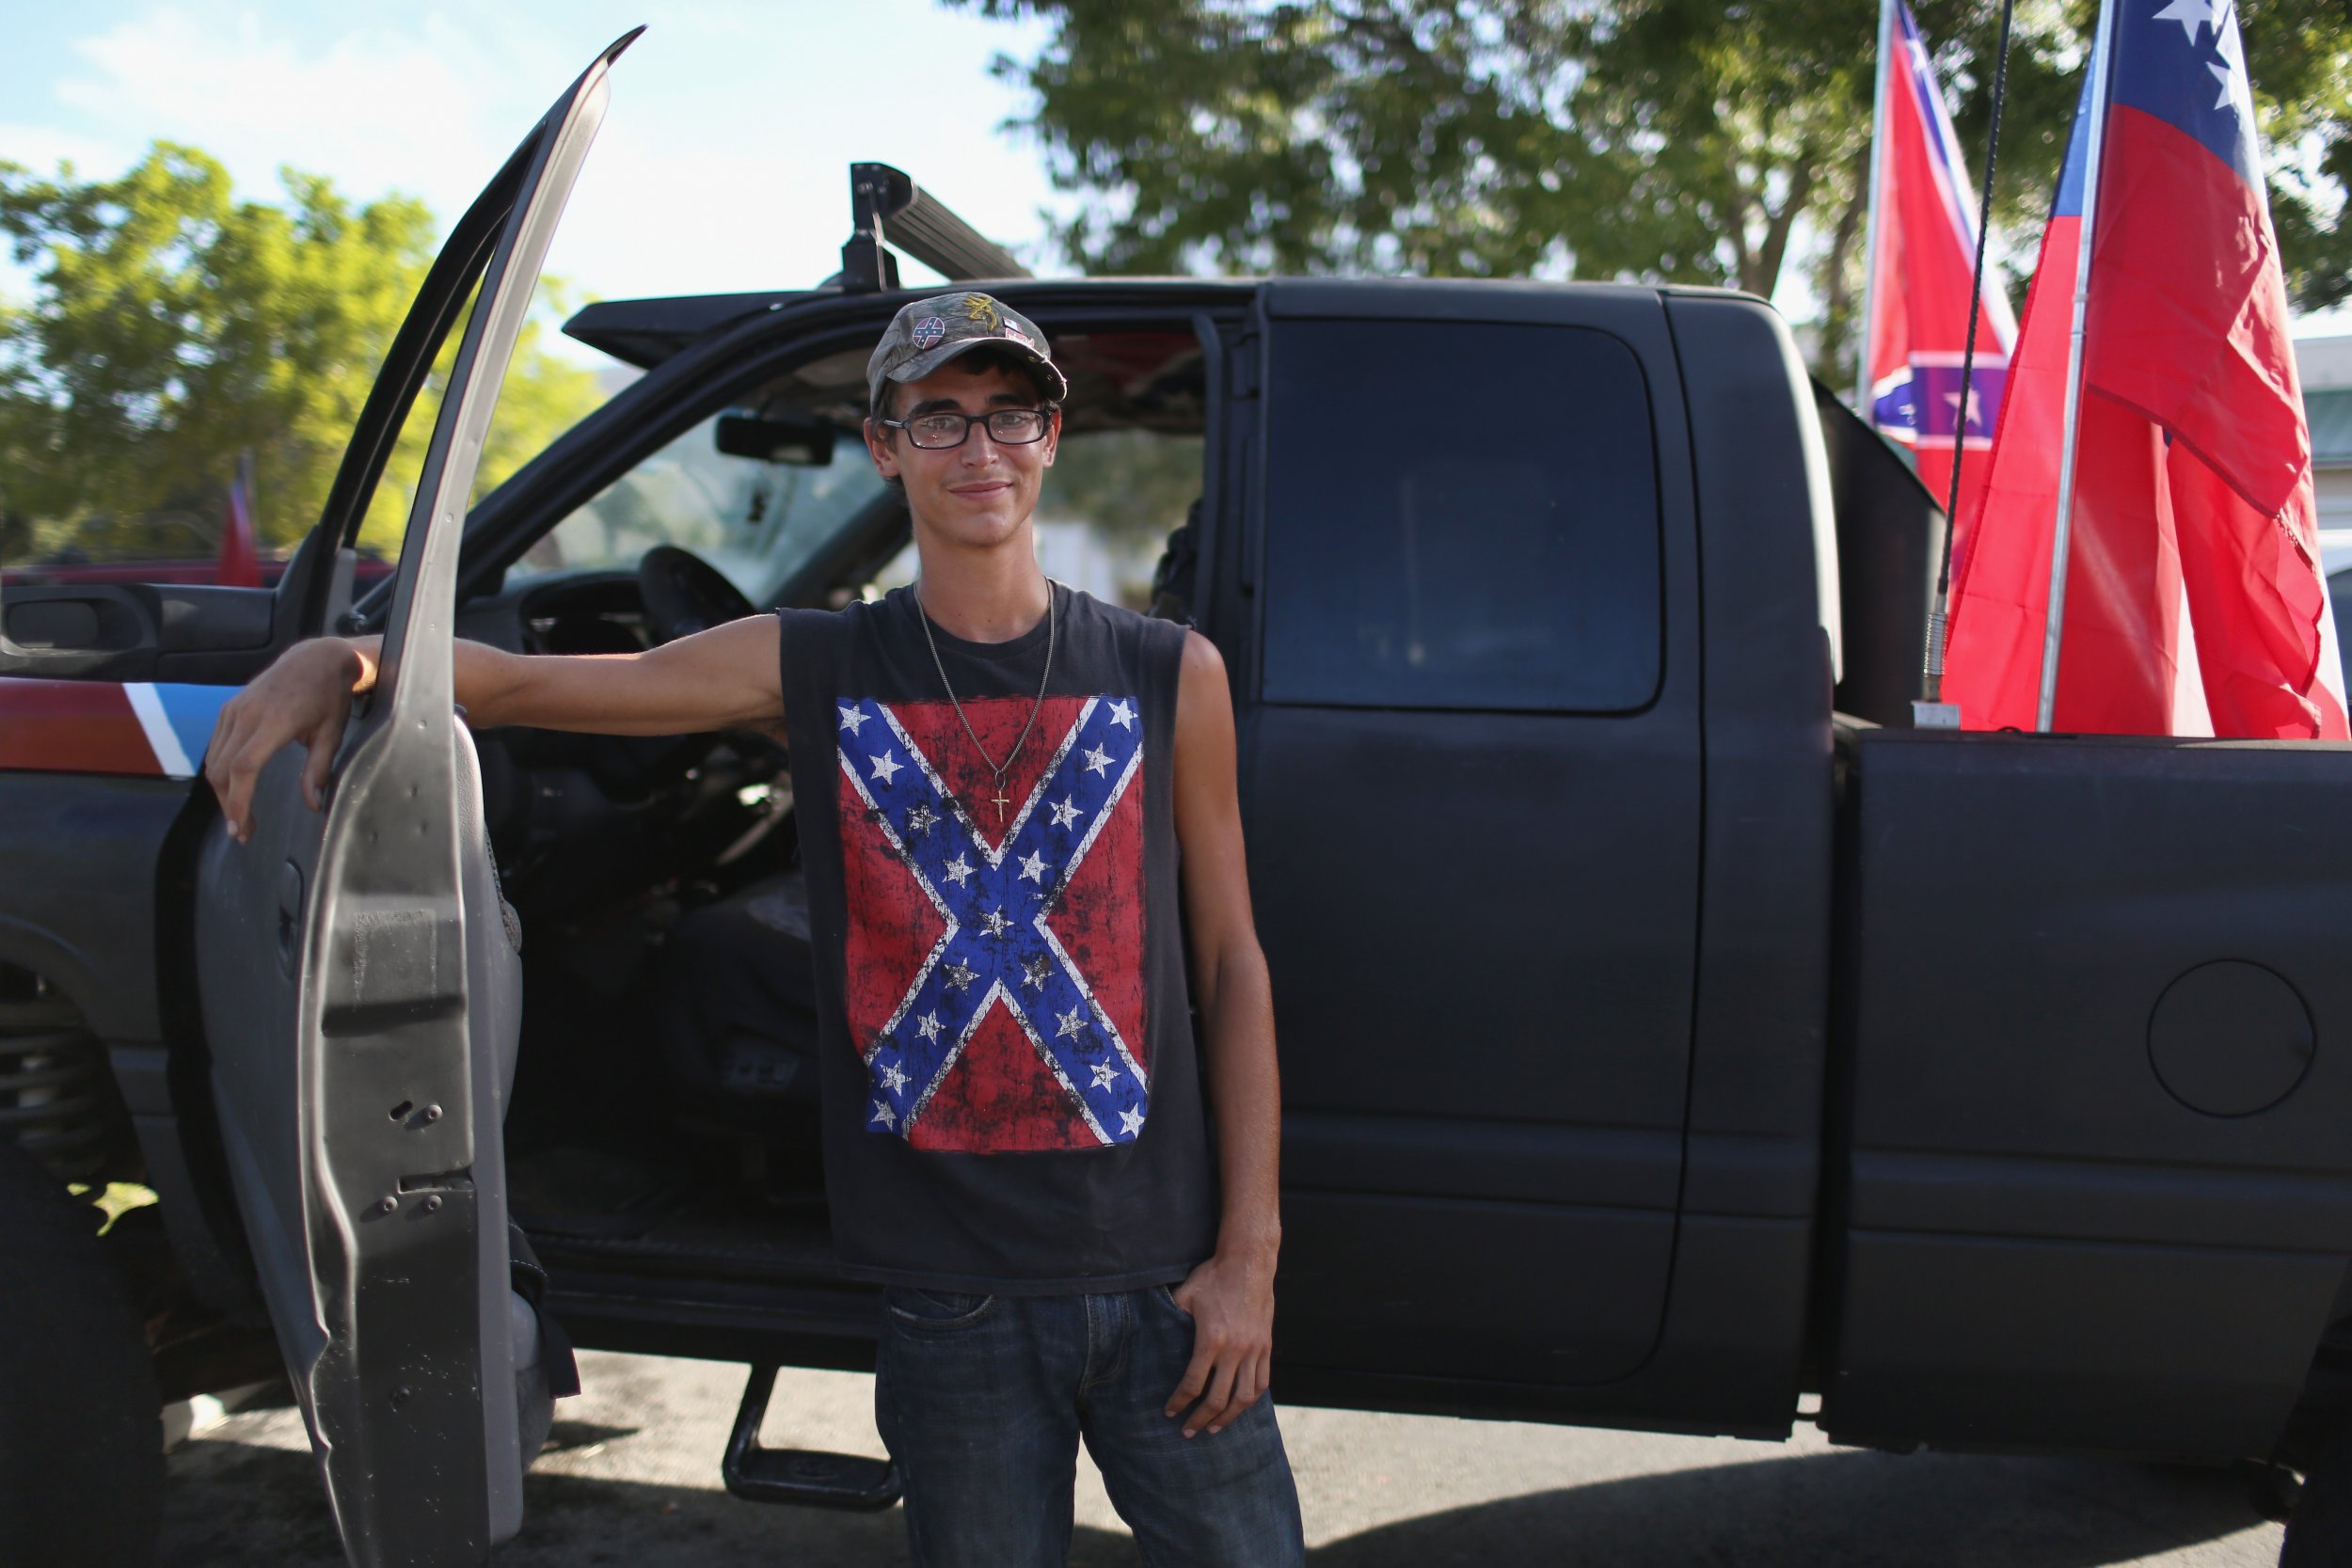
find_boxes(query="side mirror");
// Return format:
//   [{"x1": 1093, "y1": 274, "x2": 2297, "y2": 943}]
[{"x1": 717, "y1": 413, "x2": 835, "y2": 467}]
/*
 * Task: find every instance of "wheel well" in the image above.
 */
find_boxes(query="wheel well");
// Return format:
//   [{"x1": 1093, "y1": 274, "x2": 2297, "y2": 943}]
[{"x1": 0, "y1": 960, "x2": 128, "y2": 1184}]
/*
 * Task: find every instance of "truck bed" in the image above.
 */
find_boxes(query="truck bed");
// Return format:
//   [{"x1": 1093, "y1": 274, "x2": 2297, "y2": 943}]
[{"x1": 1823, "y1": 726, "x2": 2352, "y2": 1457}]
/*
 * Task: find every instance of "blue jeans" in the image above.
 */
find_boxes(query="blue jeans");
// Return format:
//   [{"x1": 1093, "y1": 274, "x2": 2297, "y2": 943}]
[{"x1": 874, "y1": 1284, "x2": 1306, "y2": 1567}]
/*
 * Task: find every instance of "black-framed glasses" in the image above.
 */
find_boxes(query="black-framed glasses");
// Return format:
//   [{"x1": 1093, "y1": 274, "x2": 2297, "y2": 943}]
[{"x1": 878, "y1": 407, "x2": 1053, "y2": 450}]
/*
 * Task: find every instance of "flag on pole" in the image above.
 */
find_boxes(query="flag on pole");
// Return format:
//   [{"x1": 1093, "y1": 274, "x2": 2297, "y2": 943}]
[
  {"x1": 1860, "y1": 0, "x2": 2018, "y2": 525},
  {"x1": 1946, "y1": 0, "x2": 2348, "y2": 738},
  {"x1": 215, "y1": 451, "x2": 260, "y2": 589}
]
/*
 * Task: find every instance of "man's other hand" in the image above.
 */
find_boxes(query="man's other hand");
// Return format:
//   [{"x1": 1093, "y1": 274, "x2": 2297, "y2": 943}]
[
  {"x1": 205, "y1": 637, "x2": 371, "y2": 845},
  {"x1": 1163, "y1": 1245, "x2": 1276, "y2": 1437}
]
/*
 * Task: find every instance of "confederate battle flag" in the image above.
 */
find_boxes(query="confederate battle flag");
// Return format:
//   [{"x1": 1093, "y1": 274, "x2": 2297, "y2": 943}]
[
  {"x1": 1945, "y1": 0, "x2": 2348, "y2": 737},
  {"x1": 1861, "y1": 0, "x2": 2018, "y2": 524},
  {"x1": 834, "y1": 692, "x2": 1151, "y2": 1153}
]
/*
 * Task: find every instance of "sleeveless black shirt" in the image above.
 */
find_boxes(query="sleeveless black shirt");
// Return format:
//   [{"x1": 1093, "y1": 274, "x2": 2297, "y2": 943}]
[{"x1": 776, "y1": 582, "x2": 1218, "y2": 1292}]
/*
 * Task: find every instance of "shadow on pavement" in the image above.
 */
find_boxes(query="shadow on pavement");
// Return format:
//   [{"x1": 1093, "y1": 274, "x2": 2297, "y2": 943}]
[
  {"x1": 164, "y1": 1431, "x2": 2277, "y2": 1567},
  {"x1": 161, "y1": 1435, "x2": 1137, "y2": 1567},
  {"x1": 1308, "y1": 1449, "x2": 2273, "y2": 1568}
]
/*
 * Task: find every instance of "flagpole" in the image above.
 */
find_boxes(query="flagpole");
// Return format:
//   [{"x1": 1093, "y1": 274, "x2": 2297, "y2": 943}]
[
  {"x1": 1853, "y1": 0, "x2": 1898, "y2": 416},
  {"x1": 1915, "y1": 0, "x2": 2018, "y2": 725},
  {"x1": 2036, "y1": 0, "x2": 2118, "y2": 732}
]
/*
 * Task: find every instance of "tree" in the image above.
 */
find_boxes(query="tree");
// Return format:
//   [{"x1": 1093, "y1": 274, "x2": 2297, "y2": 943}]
[
  {"x1": 0, "y1": 144, "x2": 601, "y2": 566},
  {"x1": 959, "y1": 0, "x2": 2352, "y2": 380}
]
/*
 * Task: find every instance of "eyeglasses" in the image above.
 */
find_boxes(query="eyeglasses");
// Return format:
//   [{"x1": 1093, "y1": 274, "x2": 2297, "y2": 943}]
[{"x1": 877, "y1": 407, "x2": 1053, "y2": 450}]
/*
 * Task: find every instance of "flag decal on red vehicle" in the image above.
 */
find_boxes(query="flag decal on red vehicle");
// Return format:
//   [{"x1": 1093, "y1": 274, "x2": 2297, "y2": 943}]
[
  {"x1": 0, "y1": 680, "x2": 236, "y2": 780},
  {"x1": 835, "y1": 692, "x2": 1149, "y2": 1153}
]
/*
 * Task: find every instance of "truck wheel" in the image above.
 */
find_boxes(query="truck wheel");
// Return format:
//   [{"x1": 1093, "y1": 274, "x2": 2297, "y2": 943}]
[
  {"x1": 2282, "y1": 1420, "x2": 2352, "y2": 1568},
  {"x1": 0, "y1": 1136, "x2": 164, "y2": 1567}
]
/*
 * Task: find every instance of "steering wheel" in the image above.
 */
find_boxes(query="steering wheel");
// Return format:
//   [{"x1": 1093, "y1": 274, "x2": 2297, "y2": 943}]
[
  {"x1": 636, "y1": 545, "x2": 756, "y2": 644},
  {"x1": 630, "y1": 544, "x2": 787, "y2": 775}
]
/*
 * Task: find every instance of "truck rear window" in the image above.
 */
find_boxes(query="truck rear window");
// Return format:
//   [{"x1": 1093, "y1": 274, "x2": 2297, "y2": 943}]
[{"x1": 1261, "y1": 320, "x2": 1661, "y2": 712}]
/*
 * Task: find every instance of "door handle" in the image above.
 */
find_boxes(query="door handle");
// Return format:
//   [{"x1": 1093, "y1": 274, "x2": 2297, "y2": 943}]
[{"x1": 278, "y1": 861, "x2": 304, "y2": 971}]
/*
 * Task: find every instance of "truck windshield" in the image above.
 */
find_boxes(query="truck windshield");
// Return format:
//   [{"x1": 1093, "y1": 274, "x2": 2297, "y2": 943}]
[{"x1": 507, "y1": 411, "x2": 887, "y2": 605}]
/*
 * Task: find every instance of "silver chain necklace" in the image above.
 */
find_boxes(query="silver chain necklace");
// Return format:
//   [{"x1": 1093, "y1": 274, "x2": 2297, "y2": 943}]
[{"x1": 914, "y1": 579, "x2": 1057, "y2": 826}]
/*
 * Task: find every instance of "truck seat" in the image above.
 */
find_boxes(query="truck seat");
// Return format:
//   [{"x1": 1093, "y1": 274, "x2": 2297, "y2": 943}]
[
  {"x1": 652, "y1": 870, "x2": 822, "y2": 1111},
  {"x1": 1148, "y1": 501, "x2": 1200, "y2": 626}
]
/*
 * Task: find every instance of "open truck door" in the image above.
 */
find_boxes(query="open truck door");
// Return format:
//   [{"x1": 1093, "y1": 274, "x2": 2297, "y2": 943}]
[{"x1": 190, "y1": 34, "x2": 634, "y2": 1565}]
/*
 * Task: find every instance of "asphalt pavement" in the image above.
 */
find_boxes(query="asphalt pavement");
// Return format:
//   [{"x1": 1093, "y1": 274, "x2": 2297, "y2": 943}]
[{"x1": 161, "y1": 1350, "x2": 2288, "y2": 1566}]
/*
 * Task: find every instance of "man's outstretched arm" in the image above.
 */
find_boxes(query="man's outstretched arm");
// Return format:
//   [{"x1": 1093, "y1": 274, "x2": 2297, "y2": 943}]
[
  {"x1": 205, "y1": 614, "x2": 784, "y2": 844},
  {"x1": 1165, "y1": 628, "x2": 1283, "y2": 1439}
]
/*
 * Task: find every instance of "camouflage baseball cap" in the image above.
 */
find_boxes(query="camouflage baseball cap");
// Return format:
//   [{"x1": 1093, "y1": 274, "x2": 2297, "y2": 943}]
[{"x1": 867, "y1": 291, "x2": 1067, "y2": 413}]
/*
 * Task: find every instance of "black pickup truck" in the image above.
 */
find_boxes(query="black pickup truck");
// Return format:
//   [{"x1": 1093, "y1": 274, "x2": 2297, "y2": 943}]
[{"x1": 3, "y1": 37, "x2": 2347, "y2": 1567}]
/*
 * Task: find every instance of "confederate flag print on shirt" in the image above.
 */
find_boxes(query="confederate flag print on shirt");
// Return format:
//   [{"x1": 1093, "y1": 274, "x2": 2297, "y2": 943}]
[{"x1": 834, "y1": 691, "x2": 1150, "y2": 1152}]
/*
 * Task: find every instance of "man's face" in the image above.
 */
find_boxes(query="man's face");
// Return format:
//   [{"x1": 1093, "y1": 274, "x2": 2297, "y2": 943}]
[{"x1": 865, "y1": 360, "x2": 1059, "y2": 553}]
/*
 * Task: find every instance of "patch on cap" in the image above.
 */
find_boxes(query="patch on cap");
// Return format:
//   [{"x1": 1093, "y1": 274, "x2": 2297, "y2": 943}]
[
  {"x1": 1002, "y1": 324, "x2": 1035, "y2": 350},
  {"x1": 961, "y1": 293, "x2": 1002, "y2": 329},
  {"x1": 911, "y1": 315, "x2": 947, "y2": 351}
]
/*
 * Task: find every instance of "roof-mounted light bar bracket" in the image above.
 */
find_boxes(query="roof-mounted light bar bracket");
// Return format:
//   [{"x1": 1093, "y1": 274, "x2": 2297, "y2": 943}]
[{"x1": 838, "y1": 163, "x2": 1031, "y2": 294}]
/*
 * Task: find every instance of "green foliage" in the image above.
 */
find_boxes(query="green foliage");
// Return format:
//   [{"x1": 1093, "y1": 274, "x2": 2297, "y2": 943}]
[
  {"x1": 961, "y1": 0, "x2": 2352, "y2": 378},
  {"x1": 1040, "y1": 429, "x2": 1203, "y2": 554},
  {"x1": 359, "y1": 275, "x2": 602, "y2": 558},
  {"x1": 0, "y1": 143, "x2": 602, "y2": 565},
  {"x1": 962, "y1": 0, "x2": 1594, "y2": 278}
]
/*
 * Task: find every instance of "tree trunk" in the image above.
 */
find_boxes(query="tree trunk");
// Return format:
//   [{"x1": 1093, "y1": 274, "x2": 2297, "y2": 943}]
[{"x1": 1746, "y1": 151, "x2": 1818, "y2": 300}]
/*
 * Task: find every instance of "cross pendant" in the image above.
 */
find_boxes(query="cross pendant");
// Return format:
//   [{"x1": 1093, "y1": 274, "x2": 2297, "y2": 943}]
[{"x1": 991, "y1": 784, "x2": 1011, "y2": 823}]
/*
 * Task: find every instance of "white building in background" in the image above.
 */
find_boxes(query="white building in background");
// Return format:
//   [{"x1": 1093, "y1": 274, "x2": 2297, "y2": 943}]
[
  {"x1": 1032, "y1": 515, "x2": 1158, "y2": 609},
  {"x1": 2299, "y1": 336, "x2": 2352, "y2": 572},
  {"x1": 868, "y1": 515, "x2": 1156, "y2": 610}
]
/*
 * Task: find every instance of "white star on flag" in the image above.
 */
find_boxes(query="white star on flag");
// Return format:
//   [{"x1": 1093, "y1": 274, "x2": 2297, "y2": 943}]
[
  {"x1": 882, "y1": 1063, "x2": 910, "y2": 1093},
  {"x1": 1089, "y1": 1062, "x2": 1120, "y2": 1089},
  {"x1": 1118, "y1": 1107, "x2": 1145, "y2": 1136},
  {"x1": 1944, "y1": 385, "x2": 1985, "y2": 430},
  {"x1": 838, "y1": 705, "x2": 869, "y2": 735},
  {"x1": 869, "y1": 750, "x2": 902, "y2": 784},
  {"x1": 981, "y1": 908, "x2": 1013, "y2": 937},
  {"x1": 1056, "y1": 1005, "x2": 1090, "y2": 1038},
  {"x1": 2208, "y1": 15, "x2": 2252, "y2": 121},
  {"x1": 1018, "y1": 849, "x2": 1048, "y2": 882},
  {"x1": 916, "y1": 1011, "x2": 943, "y2": 1042},
  {"x1": 1107, "y1": 699, "x2": 1136, "y2": 729},
  {"x1": 1082, "y1": 743, "x2": 1114, "y2": 776},
  {"x1": 871, "y1": 1100, "x2": 897, "y2": 1129},
  {"x1": 2152, "y1": 0, "x2": 2215, "y2": 44},
  {"x1": 944, "y1": 853, "x2": 975, "y2": 887},
  {"x1": 1050, "y1": 796, "x2": 1081, "y2": 829}
]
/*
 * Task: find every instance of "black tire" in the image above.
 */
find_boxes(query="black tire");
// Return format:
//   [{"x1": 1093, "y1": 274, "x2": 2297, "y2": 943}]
[
  {"x1": 2283, "y1": 1419, "x2": 2352, "y2": 1568},
  {"x1": 0, "y1": 1136, "x2": 163, "y2": 1568}
]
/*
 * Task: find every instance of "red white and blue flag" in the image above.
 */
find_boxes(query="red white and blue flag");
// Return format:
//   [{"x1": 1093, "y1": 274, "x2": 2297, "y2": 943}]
[
  {"x1": 215, "y1": 451, "x2": 261, "y2": 589},
  {"x1": 1946, "y1": 0, "x2": 2348, "y2": 737},
  {"x1": 1863, "y1": 0, "x2": 2018, "y2": 523},
  {"x1": 835, "y1": 692, "x2": 1150, "y2": 1153}
]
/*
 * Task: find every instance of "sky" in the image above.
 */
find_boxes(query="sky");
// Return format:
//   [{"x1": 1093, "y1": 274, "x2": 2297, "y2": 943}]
[{"x1": 0, "y1": 1, "x2": 1073, "y2": 357}]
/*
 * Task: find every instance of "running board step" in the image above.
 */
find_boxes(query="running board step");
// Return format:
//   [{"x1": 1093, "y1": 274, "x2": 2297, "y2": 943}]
[{"x1": 722, "y1": 1362, "x2": 902, "y2": 1511}]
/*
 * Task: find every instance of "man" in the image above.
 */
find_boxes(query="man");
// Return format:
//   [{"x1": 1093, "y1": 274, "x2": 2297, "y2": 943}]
[{"x1": 206, "y1": 293, "x2": 1306, "y2": 1566}]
